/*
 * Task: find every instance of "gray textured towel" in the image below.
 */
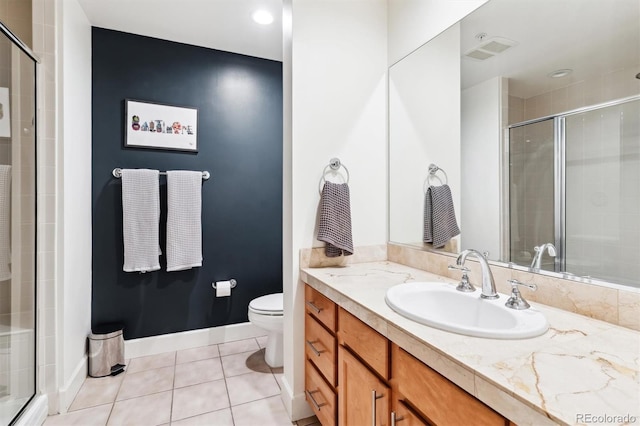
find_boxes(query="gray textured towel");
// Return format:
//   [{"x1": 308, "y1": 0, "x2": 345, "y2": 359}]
[
  {"x1": 121, "y1": 169, "x2": 161, "y2": 272},
  {"x1": 424, "y1": 184, "x2": 460, "y2": 248},
  {"x1": 318, "y1": 182, "x2": 354, "y2": 257},
  {"x1": 166, "y1": 170, "x2": 203, "y2": 272}
]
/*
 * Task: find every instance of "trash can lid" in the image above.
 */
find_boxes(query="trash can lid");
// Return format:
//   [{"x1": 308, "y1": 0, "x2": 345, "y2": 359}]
[{"x1": 90, "y1": 323, "x2": 124, "y2": 340}]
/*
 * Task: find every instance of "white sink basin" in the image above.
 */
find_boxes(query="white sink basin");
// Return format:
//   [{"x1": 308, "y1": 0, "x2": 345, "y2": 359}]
[{"x1": 385, "y1": 282, "x2": 548, "y2": 339}]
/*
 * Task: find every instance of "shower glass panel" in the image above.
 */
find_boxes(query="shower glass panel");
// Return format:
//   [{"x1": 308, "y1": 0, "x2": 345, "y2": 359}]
[
  {"x1": 508, "y1": 119, "x2": 555, "y2": 270},
  {"x1": 0, "y1": 26, "x2": 37, "y2": 425},
  {"x1": 564, "y1": 99, "x2": 640, "y2": 286}
]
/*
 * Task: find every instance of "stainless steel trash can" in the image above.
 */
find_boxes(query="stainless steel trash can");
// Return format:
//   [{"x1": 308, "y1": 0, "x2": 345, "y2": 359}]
[{"x1": 88, "y1": 323, "x2": 125, "y2": 377}]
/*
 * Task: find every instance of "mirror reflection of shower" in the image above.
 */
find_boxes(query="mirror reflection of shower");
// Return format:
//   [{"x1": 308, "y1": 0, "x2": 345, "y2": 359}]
[{"x1": 508, "y1": 97, "x2": 640, "y2": 287}]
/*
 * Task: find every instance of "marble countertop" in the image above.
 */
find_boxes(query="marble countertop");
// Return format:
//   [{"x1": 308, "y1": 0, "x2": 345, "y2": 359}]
[{"x1": 301, "y1": 261, "x2": 640, "y2": 426}]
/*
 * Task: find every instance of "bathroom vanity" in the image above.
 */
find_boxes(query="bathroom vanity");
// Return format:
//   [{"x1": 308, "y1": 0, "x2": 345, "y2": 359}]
[{"x1": 301, "y1": 259, "x2": 640, "y2": 425}]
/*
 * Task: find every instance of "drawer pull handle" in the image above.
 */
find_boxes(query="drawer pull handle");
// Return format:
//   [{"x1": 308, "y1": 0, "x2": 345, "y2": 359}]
[
  {"x1": 306, "y1": 389, "x2": 326, "y2": 411},
  {"x1": 391, "y1": 412, "x2": 405, "y2": 426},
  {"x1": 306, "y1": 301, "x2": 322, "y2": 314},
  {"x1": 371, "y1": 390, "x2": 383, "y2": 426},
  {"x1": 306, "y1": 340, "x2": 323, "y2": 356}
]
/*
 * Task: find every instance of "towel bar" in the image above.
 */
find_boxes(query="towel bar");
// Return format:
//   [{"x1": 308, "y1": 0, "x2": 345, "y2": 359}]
[{"x1": 112, "y1": 168, "x2": 210, "y2": 180}]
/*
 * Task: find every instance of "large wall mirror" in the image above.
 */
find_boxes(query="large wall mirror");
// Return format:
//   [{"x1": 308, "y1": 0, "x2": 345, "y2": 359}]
[{"x1": 389, "y1": 0, "x2": 640, "y2": 289}]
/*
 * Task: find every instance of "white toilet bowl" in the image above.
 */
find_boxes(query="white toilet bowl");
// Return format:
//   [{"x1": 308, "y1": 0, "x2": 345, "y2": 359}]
[{"x1": 248, "y1": 293, "x2": 283, "y2": 368}]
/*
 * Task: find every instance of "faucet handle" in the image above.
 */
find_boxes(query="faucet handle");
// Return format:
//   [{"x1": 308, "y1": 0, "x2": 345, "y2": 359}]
[
  {"x1": 505, "y1": 279, "x2": 536, "y2": 310},
  {"x1": 508, "y1": 279, "x2": 537, "y2": 291},
  {"x1": 448, "y1": 264, "x2": 470, "y2": 273},
  {"x1": 448, "y1": 265, "x2": 475, "y2": 293}
]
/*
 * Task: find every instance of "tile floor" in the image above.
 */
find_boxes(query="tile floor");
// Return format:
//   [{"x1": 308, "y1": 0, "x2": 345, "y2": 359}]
[{"x1": 44, "y1": 337, "x2": 320, "y2": 426}]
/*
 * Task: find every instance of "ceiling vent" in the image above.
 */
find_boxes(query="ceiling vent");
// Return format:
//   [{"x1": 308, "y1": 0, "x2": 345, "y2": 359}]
[{"x1": 463, "y1": 37, "x2": 518, "y2": 61}]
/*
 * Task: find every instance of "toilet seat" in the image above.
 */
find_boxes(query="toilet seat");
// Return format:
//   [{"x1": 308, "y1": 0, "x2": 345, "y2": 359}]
[{"x1": 249, "y1": 293, "x2": 283, "y2": 316}]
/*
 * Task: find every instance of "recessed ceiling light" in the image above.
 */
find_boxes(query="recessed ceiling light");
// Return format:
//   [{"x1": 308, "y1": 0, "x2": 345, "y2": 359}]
[
  {"x1": 548, "y1": 69, "x2": 573, "y2": 78},
  {"x1": 252, "y1": 10, "x2": 274, "y2": 25}
]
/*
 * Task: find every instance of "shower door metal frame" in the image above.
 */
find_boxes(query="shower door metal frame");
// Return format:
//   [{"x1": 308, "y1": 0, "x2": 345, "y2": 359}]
[
  {"x1": 0, "y1": 19, "x2": 40, "y2": 426},
  {"x1": 507, "y1": 94, "x2": 640, "y2": 273}
]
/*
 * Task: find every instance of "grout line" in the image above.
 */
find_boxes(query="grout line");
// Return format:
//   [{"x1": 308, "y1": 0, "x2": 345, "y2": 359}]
[{"x1": 169, "y1": 351, "x2": 177, "y2": 424}]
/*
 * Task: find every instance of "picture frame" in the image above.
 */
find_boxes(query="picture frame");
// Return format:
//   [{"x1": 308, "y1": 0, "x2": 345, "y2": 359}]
[{"x1": 124, "y1": 99, "x2": 198, "y2": 152}]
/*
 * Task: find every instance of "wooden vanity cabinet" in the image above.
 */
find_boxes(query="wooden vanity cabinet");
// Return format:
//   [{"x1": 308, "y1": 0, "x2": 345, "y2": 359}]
[
  {"x1": 391, "y1": 344, "x2": 508, "y2": 426},
  {"x1": 304, "y1": 285, "x2": 338, "y2": 426},
  {"x1": 338, "y1": 308, "x2": 390, "y2": 426},
  {"x1": 304, "y1": 286, "x2": 511, "y2": 426}
]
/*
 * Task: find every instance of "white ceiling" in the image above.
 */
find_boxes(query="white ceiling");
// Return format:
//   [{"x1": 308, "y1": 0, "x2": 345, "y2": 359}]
[
  {"x1": 77, "y1": 0, "x2": 283, "y2": 61},
  {"x1": 460, "y1": 0, "x2": 640, "y2": 99}
]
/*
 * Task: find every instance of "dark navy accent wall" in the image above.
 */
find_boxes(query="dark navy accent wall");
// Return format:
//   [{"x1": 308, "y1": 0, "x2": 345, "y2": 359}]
[{"x1": 91, "y1": 28, "x2": 283, "y2": 340}]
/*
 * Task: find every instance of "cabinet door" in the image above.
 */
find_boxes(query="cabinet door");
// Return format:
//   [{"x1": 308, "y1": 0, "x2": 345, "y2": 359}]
[
  {"x1": 391, "y1": 399, "x2": 429, "y2": 426},
  {"x1": 338, "y1": 346, "x2": 389, "y2": 426}
]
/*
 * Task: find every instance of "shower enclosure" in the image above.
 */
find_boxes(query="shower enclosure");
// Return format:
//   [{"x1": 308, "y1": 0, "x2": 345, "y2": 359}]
[
  {"x1": 0, "y1": 23, "x2": 37, "y2": 425},
  {"x1": 508, "y1": 96, "x2": 640, "y2": 287}
]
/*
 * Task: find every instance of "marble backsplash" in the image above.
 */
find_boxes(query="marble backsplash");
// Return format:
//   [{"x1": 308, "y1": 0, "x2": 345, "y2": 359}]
[{"x1": 300, "y1": 243, "x2": 639, "y2": 332}]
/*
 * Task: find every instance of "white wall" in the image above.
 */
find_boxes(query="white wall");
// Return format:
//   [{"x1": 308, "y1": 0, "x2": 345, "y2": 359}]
[
  {"x1": 282, "y1": 0, "x2": 388, "y2": 419},
  {"x1": 387, "y1": 0, "x2": 487, "y2": 65},
  {"x1": 56, "y1": 0, "x2": 93, "y2": 412},
  {"x1": 388, "y1": 24, "x2": 461, "y2": 246},
  {"x1": 460, "y1": 77, "x2": 504, "y2": 257}
]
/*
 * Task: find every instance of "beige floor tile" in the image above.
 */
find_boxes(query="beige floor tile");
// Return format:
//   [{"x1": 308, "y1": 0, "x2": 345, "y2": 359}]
[
  {"x1": 271, "y1": 366, "x2": 284, "y2": 390},
  {"x1": 126, "y1": 351, "x2": 175, "y2": 374},
  {"x1": 116, "y1": 366, "x2": 174, "y2": 401},
  {"x1": 108, "y1": 391, "x2": 172, "y2": 426},
  {"x1": 171, "y1": 379, "x2": 229, "y2": 421},
  {"x1": 170, "y1": 408, "x2": 234, "y2": 426},
  {"x1": 68, "y1": 374, "x2": 124, "y2": 411},
  {"x1": 221, "y1": 349, "x2": 271, "y2": 377},
  {"x1": 256, "y1": 335, "x2": 268, "y2": 348},
  {"x1": 44, "y1": 404, "x2": 112, "y2": 426},
  {"x1": 218, "y1": 338, "x2": 260, "y2": 356},
  {"x1": 174, "y1": 357, "x2": 224, "y2": 388},
  {"x1": 226, "y1": 370, "x2": 280, "y2": 406},
  {"x1": 176, "y1": 344, "x2": 220, "y2": 364},
  {"x1": 232, "y1": 396, "x2": 293, "y2": 426},
  {"x1": 295, "y1": 415, "x2": 321, "y2": 426}
]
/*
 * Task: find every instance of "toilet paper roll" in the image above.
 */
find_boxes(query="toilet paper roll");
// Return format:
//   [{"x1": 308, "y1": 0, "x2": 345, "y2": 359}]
[{"x1": 215, "y1": 280, "x2": 232, "y2": 297}]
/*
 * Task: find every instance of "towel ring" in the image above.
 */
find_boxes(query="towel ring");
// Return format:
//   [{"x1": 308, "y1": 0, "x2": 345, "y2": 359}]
[
  {"x1": 318, "y1": 157, "x2": 350, "y2": 194},
  {"x1": 423, "y1": 163, "x2": 448, "y2": 193}
]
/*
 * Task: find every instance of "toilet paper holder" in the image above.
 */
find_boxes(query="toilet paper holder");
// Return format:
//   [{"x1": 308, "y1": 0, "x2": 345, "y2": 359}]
[{"x1": 212, "y1": 279, "x2": 237, "y2": 289}]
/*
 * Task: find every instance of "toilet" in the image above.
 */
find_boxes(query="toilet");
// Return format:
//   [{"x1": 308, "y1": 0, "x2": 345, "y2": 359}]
[{"x1": 248, "y1": 293, "x2": 283, "y2": 368}]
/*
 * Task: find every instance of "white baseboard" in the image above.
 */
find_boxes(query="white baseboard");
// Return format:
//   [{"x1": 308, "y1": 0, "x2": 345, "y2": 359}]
[
  {"x1": 14, "y1": 394, "x2": 48, "y2": 426},
  {"x1": 280, "y1": 375, "x2": 313, "y2": 421},
  {"x1": 124, "y1": 322, "x2": 264, "y2": 359},
  {"x1": 58, "y1": 355, "x2": 87, "y2": 414}
]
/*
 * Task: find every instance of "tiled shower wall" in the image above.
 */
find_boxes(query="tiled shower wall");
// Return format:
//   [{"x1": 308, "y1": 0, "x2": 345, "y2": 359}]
[{"x1": 32, "y1": 0, "x2": 59, "y2": 413}]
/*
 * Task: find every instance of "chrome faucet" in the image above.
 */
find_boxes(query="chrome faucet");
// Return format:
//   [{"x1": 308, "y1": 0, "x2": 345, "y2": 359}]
[
  {"x1": 456, "y1": 249, "x2": 498, "y2": 299},
  {"x1": 530, "y1": 243, "x2": 556, "y2": 269}
]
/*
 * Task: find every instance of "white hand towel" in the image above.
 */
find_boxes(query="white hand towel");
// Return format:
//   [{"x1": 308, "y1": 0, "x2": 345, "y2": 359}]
[
  {"x1": 0, "y1": 165, "x2": 11, "y2": 281},
  {"x1": 166, "y1": 170, "x2": 203, "y2": 272},
  {"x1": 121, "y1": 169, "x2": 161, "y2": 273}
]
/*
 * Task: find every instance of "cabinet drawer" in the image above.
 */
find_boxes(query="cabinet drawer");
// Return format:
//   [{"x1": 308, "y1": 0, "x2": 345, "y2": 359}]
[
  {"x1": 305, "y1": 285, "x2": 337, "y2": 332},
  {"x1": 392, "y1": 345, "x2": 506, "y2": 426},
  {"x1": 338, "y1": 308, "x2": 389, "y2": 379},
  {"x1": 306, "y1": 360, "x2": 337, "y2": 426},
  {"x1": 305, "y1": 313, "x2": 337, "y2": 386}
]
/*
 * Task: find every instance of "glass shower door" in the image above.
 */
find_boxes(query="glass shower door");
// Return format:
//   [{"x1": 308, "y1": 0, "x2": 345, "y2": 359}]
[
  {"x1": 0, "y1": 27, "x2": 37, "y2": 425},
  {"x1": 508, "y1": 118, "x2": 556, "y2": 270},
  {"x1": 564, "y1": 99, "x2": 640, "y2": 286}
]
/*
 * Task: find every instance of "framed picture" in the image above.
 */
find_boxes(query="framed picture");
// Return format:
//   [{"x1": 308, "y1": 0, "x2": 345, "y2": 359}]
[
  {"x1": 125, "y1": 99, "x2": 198, "y2": 152},
  {"x1": 0, "y1": 88, "x2": 11, "y2": 138}
]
